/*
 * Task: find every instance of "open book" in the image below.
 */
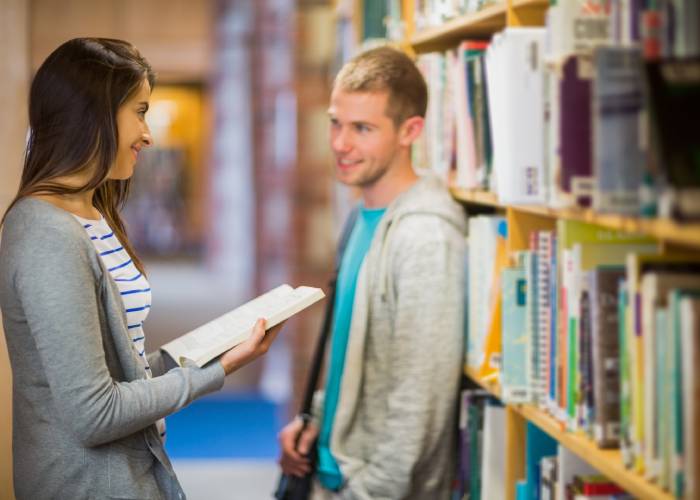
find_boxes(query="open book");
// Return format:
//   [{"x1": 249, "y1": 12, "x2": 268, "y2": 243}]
[{"x1": 161, "y1": 284, "x2": 325, "y2": 368}]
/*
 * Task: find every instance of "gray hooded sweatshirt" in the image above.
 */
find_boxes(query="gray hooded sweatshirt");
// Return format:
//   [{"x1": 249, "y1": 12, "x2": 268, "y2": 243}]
[{"x1": 313, "y1": 173, "x2": 468, "y2": 500}]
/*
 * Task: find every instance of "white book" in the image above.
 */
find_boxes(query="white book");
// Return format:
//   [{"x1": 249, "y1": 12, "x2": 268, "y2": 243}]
[
  {"x1": 161, "y1": 284, "x2": 325, "y2": 367},
  {"x1": 485, "y1": 27, "x2": 546, "y2": 205},
  {"x1": 467, "y1": 216, "x2": 503, "y2": 368},
  {"x1": 453, "y1": 45, "x2": 478, "y2": 189},
  {"x1": 556, "y1": 445, "x2": 597, "y2": 500},
  {"x1": 481, "y1": 403, "x2": 506, "y2": 500}
]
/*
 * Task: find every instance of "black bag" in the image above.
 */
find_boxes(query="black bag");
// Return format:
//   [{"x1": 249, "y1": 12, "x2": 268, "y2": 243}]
[
  {"x1": 274, "y1": 208, "x2": 357, "y2": 500},
  {"x1": 273, "y1": 276, "x2": 337, "y2": 500}
]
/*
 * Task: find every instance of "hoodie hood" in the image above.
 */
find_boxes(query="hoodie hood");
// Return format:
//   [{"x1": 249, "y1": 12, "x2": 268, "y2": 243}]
[
  {"x1": 371, "y1": 172, "x2": 468, "y2": 301},
  {"x1": 381, "y1": 172, "x2": 468, "y2": 234}
]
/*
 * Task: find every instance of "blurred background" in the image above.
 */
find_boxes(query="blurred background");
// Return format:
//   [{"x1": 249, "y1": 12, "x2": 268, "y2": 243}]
[{"x1": 0, "y1": 0, "x2": 384, "y2": 497}]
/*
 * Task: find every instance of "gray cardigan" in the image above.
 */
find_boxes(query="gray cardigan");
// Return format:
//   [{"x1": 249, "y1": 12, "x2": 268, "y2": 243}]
[{"x1": 0, "y1": 198, "x2": 225, "y2": 499}]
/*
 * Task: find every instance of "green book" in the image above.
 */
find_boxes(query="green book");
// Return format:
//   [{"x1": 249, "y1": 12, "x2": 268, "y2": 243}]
[
  {"x1": 669, "y1": 289, "x2": 700, "y2": 497},
  {"x1": 657, "y1": 307, "x2": 671, "y2": 489},
  {"x1": 618, "y1": 280, "x2": 633, "y2": 467}
]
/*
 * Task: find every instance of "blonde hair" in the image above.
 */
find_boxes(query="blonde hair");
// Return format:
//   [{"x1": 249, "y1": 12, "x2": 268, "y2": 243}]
[{"x1": 334, "y1": 46, "x2": 428, "y2": 127}]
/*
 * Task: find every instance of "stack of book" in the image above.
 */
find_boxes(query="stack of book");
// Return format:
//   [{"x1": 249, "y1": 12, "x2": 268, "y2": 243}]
[
  {"x1": 464, "y1": 213, "x2": 700, "y2": 497},
  {"x1": 416, "y1": 0, "x2": 700, "y2": 220}
]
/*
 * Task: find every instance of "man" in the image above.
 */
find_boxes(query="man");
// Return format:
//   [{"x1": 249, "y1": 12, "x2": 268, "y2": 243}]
[{"x1": 278, "y1": 46, "x2": 467, "y2": 500}]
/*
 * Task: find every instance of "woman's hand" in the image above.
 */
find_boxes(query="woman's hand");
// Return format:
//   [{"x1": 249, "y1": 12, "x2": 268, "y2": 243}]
[{"x1": 219, "y1": 318, "x2": 283, "y2": 375}]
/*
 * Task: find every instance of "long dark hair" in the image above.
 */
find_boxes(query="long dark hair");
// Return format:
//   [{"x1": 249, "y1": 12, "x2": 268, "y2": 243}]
[{"x1": 3, "y1": 37, "x2": 155, "y2": 274}]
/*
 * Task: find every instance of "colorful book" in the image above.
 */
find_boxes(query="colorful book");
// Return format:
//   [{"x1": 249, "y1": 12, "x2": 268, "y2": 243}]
[
  {"x1": 502, "y1": 263, "x2": 530, "y2": 403},
  {"x1": 525, "y1": 422, "x2": 558, "y2": 500},
  {"x1": 557, "y1": 220, "x2": 656, "y2": 428},
  {"x1": 589, "y1": 267, "x2": 625, "y2": 449},
  {"x1": 625, "y1": 253, "x2": 700, "y2": 473},
  {"x1": 680, "y1": 296, "x2": 700, "y2": 500},
  {"x1": 640, "y1": 272, "x2": 700, "y2": 480},
  {"x1": 618, "y1": 279, "x2": 633, "y2": 467},
  {"x1": 557, "y1": 54, "x2": 593, "y2": 208},
  {"x1": 668, "y1": 289, "x2": 700, "y2": 498},
  {"x1": 591, "y1": 46, "x2": 646, "y2": 215},
  {"x1": 467, "y1": 216, "x2": 505, "y2": 370}
]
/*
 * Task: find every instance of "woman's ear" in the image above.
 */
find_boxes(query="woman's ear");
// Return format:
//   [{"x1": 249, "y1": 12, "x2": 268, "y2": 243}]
[{"x1": 398, "y1": 116, "x2": 425, "y2": 147}]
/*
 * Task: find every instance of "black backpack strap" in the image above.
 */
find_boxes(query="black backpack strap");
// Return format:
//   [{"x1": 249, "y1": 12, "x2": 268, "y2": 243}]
[
  {"x1": 335, "y1": 206, "x2": 359, "y2": 272},
  {"x1": 274, "y1": 206, "x2": 361, "y2": 500},
  {"x1": 298, "y1": 205, "x2": 359, "y2": 419}
]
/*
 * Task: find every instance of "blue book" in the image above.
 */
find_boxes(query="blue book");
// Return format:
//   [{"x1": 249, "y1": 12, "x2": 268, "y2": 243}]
[
  {"x1": 502, "y1": 264, "x2": 529, "y2": 403},
  {"x1": 525, "y1": 422, "x2": 558, "y2": 500}
]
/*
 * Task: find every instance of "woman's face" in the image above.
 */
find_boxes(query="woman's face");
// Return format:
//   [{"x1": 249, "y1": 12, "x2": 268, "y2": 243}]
[{"x1": 109, "y1": 78, "x2": 153, "y2": 180}]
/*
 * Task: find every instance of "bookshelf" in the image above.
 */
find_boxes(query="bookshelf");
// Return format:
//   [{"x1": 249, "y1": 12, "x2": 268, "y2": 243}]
[
  {"x1": 411, "y1": 2, "x2": 506, "y2": 53},
  {"x1": 410, "y1": 0, "x2": 549, "y2": 53},
  {"x1": 407, "y1": 2, "x2": 699, "y2": 500},
  {"x1": 465, "y1": 367, "x2": 674, "y2": 500},
  {"x1": 451, "y1": 187, "x2": 700, "y2": 249}
]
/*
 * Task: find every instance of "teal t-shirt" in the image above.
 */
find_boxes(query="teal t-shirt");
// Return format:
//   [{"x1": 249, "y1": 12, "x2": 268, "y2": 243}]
[{"x1": 316, "y1": 205, "x2": 386, "y2": 491}]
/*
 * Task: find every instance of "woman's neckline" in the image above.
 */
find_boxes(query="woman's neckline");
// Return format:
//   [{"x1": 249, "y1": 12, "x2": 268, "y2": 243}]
[{"x1": 28, "y1": 195, "x2": 102, "y2": 221}]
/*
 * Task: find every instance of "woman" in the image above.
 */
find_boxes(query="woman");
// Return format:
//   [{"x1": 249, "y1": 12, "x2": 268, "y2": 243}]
[{"x1": 0, "y1": 38, "x2": 280, "y2": 499}]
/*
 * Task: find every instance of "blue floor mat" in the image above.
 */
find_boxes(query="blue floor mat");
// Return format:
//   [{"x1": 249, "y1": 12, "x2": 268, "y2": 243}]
[{"x1": 165, "y1": 393, "x2": 283, "y2": 460}]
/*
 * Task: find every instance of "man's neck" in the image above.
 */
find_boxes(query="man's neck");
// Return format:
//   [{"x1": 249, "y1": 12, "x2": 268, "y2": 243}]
[{"x1": 361, "y1": 159, "x2": 418, "y2": 209}]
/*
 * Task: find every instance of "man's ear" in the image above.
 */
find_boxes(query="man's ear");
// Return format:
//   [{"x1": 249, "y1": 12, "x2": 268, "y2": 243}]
[{"x1": 398, "y1": 116, "x2": 425, "y2": 147}]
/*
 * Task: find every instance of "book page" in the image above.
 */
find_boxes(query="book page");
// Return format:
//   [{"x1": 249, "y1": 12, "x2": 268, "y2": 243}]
[{"x1": 161, "y1": 284, "x2": 324, "y2": 367}]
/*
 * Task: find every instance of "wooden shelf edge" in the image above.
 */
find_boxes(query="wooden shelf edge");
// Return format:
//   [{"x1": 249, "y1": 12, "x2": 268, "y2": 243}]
[
  {"x1": 463, "y1": 370, "x2": 673, "y2": 500},
  {"x1": 450, "y1": 187, "x2": 501, "y2": 207},
  {"x1": 515, "y1": 405, "x2": 673, "y2": 500},
  {"x1": 409, "y1": 0, "x2": 550, "y2": 53},
  {"x1": 510, "y1": 0, "x2": 549, "y2": 8},
  {"x1": 410, "y1": 3, "x2": 506, "y2": 52},
  {"x1": 464, "y1": 365, "x2": 502, "y2": 398},
  {"x1": 450, "y1": 188, "x2": 700, "y2": 247}
]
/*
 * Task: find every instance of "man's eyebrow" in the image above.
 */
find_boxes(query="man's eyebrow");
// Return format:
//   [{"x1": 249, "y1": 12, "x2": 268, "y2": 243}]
[{"x1": 351, "y1": 120, "x2": 374, "y2": 127}]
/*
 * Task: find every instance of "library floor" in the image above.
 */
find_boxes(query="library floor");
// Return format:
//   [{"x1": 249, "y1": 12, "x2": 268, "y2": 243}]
[
  {"x1": 167, "y1": 393, "x2": 283, "y2": 500},
  {"x1": 144, "y1": 261, "x2": 292, "y2": 499}
]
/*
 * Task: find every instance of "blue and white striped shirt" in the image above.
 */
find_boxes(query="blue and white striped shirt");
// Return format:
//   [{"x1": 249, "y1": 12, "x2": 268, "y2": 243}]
[{"x1": 74, "y1": 214, "x2": 165, "y2": 440}]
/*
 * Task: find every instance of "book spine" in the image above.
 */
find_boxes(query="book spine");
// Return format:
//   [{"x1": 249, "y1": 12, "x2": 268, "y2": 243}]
[
  {"x1": 559, "y1": 55, "x2": 593, "y2": 208},
  {"x1": 591, "y1": 268, "x2": 624, "y2": 449},
  {"x1": 592, "y1": 46, "x2": 645, "y2": 215},
  {"x1": 537, "y1": 231, "x2": 553, "y2": 410}
]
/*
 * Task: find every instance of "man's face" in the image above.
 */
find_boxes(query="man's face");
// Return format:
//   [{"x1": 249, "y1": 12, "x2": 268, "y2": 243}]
[{"x1": 328, "y1": 88, "x2": 401, "y2": 188}]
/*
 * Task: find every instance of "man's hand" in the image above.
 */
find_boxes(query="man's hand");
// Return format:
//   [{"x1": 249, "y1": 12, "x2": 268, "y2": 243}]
[
  {"x1": 278, "y1": 416, "x2": 319, "y2": 477},
  {"x1": 219, "y1": 319, "x2": 283, "y2": 375}
]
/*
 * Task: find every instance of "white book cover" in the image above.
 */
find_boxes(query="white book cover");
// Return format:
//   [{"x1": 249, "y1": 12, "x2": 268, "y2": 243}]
[
  {"x1": 453, "y1": 44, "x2": 478, "y2": 189},
  {"x1": 467, "y1": 216, "x2": 503, "y2": 368},
  {"x1": 161, "y1": 284, "x2": 325, "y2": 367},
  {"x1": 481, "y1": 403, "x2": 506, "y2": 500},
  {"x1": 485, "y1": 28, "x2": 546, "y2": 205},
  {"x1": 555, "y1": 445, "x2": 597, "y2": 500}
]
